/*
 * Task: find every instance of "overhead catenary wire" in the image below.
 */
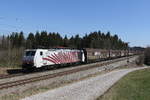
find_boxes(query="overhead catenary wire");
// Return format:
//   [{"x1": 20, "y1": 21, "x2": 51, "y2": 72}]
[{"x1": 0, "y1": 21, "x2": 24, "y2": 36}]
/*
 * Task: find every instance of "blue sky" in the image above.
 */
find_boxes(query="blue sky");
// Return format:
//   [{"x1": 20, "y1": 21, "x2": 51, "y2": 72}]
[{"x1": 0, "y1": 0, "x2": 149, "y2": 47}]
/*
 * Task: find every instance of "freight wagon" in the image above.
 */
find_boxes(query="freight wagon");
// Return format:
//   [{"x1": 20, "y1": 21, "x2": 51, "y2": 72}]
[{"x1": 84, "y1": 49, "x2": 130, "y2": 62}]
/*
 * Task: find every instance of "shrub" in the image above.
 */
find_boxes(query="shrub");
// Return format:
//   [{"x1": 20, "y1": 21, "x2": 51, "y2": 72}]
[
  {"x1": 136, "y1": 55, "x2": 144, "y2": 66},
  {"x1": 144, "y1": 47, "x2": 150, "y2": 65}
]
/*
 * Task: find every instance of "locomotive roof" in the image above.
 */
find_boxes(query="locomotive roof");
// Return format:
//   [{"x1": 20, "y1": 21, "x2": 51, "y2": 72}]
[{"x1": 25, "y1": 48, "x2": 81, "y2": 51}]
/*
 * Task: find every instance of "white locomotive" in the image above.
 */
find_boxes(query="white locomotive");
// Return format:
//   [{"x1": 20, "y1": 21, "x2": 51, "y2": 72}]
[{"x1": 22, "y1": 49, "x2": 85, "y2": 69}]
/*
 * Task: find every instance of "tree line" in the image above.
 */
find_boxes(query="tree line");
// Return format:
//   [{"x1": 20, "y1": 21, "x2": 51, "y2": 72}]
[{"x1": 0, "y1": 31, "x2": 128, "y2": 50}]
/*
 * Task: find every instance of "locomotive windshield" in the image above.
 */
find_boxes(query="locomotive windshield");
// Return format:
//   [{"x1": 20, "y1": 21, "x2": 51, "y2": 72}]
[{"x1": 25, "y1": 51, "x2": 36, "y2": 56}]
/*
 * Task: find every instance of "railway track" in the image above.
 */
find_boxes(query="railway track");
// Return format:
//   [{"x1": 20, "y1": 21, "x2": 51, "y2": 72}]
[
  {"x1": 0, "y1": 73, "x2": 24, "y2": 79},
  {"x1": 0, "y1": 56, "x2": 132, "y2": 80},
  {"x1": 0, "y1": 56, "x2": 133, "y2": 90}
]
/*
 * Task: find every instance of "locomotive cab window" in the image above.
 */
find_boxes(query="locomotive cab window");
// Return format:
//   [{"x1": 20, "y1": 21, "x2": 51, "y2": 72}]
[
  {"x1": 40, "y1": 52, "x2": 43, "y2": 56},
  {"x1": 25, "y1": 51, "x2": 36, "y2": 56}
]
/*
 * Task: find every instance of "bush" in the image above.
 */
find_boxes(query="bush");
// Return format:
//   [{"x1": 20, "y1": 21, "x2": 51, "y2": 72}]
[
  {"x1": 144, "y1": 47, "x2": 150, "y2": 65},
  {"x1": 136, "y1": 55, "x2": 144, "y2": 66}
]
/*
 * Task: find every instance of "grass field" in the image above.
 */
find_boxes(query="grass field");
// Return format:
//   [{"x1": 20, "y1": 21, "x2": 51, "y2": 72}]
[{"x1": 98, "y1": 68, "x2": 150, "y2": 100}]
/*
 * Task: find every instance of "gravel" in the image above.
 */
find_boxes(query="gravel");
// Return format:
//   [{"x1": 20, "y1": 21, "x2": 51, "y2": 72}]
[{"x1": 21, "y1": 66, "x2": 147, "y2": 100}]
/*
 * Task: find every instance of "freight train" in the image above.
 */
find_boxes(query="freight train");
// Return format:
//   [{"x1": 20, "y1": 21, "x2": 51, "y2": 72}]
[{"x1": 22, "y1": 48, "x2": 137, "y2": 69}]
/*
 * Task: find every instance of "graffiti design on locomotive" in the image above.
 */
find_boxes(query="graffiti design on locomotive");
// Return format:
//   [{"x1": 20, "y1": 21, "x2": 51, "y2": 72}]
[{"x1": 22, "y1": 49, "x2": 85, "y2": 69}]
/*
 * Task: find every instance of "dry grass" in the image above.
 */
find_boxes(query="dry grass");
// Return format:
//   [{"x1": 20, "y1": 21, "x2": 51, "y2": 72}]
[
  {"x1": 0, "y1": 68, "x2": 9, "y2": 75},
  {"x1": 0, "y1": 48, "x2": 24, "y2": 68}
]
